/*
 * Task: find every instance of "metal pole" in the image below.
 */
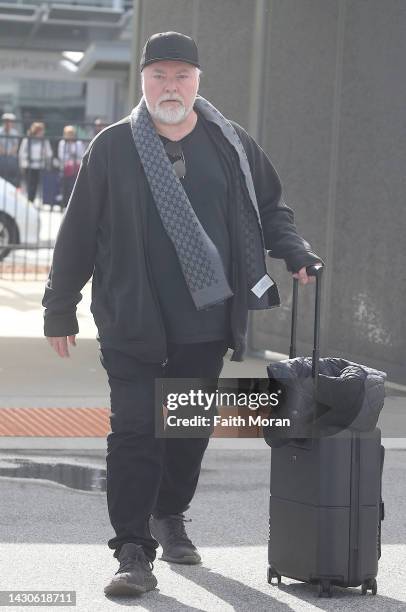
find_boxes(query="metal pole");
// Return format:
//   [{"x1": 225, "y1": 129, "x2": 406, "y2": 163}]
[
  {"x1": 128, "y1": 0, "x2": 144, "y2": 112},
  {"x1": 289, "y1": 278, "x2": 298, "y2": 359}
]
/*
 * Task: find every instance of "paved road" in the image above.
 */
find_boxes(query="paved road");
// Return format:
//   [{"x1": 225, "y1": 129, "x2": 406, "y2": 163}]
[{"x1": 0, "y1": 448, "x2": 405, "y2": 611}]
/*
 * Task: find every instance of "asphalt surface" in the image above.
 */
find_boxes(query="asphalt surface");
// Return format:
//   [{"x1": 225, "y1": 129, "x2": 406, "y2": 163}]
[{"x1": 0, "y1": 448, "x2": 405, "y2": 611}]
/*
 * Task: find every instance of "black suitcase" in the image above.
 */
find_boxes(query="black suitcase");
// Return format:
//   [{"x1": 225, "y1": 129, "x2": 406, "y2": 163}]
[{"x1": 267, "y1": 265, "x2": 385, "y2": 598}]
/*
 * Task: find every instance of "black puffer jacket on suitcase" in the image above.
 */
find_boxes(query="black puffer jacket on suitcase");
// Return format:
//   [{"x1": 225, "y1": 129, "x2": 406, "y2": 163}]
[{"x1": 264, "y1": 357, "x2": 386, "y2": 447}]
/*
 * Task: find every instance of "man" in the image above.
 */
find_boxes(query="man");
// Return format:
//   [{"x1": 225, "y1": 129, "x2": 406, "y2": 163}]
[
  {"x1": 0, "y1": 112, "x2": 20, "y2": 187},
  {"x1": 42, "y1": 32, "x2": 322, "y2": 597}
]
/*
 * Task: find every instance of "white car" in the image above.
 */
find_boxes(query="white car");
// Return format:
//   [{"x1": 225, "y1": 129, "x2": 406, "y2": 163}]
[{"x1": 0, "y1": 177, "x2": 41, "y2": 261}]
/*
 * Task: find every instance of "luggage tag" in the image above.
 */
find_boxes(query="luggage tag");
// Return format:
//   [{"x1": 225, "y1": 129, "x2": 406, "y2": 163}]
[{"x1": 251, "y1": 273, "x2": 275, "y2": 298}]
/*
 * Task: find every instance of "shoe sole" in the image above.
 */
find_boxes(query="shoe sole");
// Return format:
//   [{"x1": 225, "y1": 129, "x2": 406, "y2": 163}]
[
  {"x1": 104, "y1": 580, "x2": 157, "y2": 596},
  {"x1": 160, "y1": 554, "x2": 201, "y2": 565}
]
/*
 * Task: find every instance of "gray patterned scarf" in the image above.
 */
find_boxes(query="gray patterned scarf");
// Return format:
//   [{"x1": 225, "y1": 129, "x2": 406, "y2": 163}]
[{"x1": 129, "y1": 95, "x2": 275, "y2": 310}]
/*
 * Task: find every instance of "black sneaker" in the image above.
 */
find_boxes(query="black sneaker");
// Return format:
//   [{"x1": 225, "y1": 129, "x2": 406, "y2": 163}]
[
  {"x1": 150, "y1": 513, "x2": 201, "y2": 565},
  {"x1": 104, "y1": 543, "x2": 158, "y2": 596}
]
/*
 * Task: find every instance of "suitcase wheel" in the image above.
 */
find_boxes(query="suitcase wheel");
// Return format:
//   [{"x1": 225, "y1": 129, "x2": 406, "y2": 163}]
[
  {"x1": 267, "y1": 566, "x2": 282, "y2": 586},
  {"x1": 361, "y1": 578, "x2": 377, "y2": 596},
  {"x1": 318, "y1": 580, "x2": 333, "y2": 598}
]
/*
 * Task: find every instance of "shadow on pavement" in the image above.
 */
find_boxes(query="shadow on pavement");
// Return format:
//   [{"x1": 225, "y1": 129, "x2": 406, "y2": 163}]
[
  {"x1": 169, "y1": 563, "x2": 405, "y2": 611},
  {"x1": 104, "y1": 590, "x2": 205, "y2": 611},
  {"x1": 167, "y1": 563, "x2": 292, "y2": 612},
  {"x1": 277, "y1": 581, "x2": 406, "y2": 611}
]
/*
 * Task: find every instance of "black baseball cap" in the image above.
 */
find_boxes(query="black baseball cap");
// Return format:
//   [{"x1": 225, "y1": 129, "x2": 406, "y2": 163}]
[{"x1": 140, "y1": 31, "x2": 200, "y2": 72}]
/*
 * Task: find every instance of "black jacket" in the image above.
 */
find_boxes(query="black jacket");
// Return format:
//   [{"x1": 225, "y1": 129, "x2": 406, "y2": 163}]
[
  {"x1": 42, "y1": 113, "x2": 321, "y2": 362},
  {"x1": 263, "y1": 357, "x2": 386, "y2": 447}
]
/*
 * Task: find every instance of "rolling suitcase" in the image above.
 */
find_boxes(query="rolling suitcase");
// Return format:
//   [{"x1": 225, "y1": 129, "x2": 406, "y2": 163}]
[{"x1": 266, "y1": 265, "x2": 385, "y2": 598}]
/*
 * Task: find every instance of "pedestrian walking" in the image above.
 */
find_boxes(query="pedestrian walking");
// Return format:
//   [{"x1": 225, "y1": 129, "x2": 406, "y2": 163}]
[
  {"x1": 57, "y1": 125, "x2": 85, "y2": 207},
  {"x1": 42, "y1": 31, "x2": 323, "y2": 597},
  {"x1": 19, "y1": 122, "x2": 53, "y2": 202}
]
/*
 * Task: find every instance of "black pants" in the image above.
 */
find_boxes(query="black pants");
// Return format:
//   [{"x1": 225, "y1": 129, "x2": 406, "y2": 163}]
[
  {"x1": 24, "y1": 168, "x2": 41, "y2": 202},
  {"x1": 99, "y1": 339, "x2": 228, "y2": 561}
]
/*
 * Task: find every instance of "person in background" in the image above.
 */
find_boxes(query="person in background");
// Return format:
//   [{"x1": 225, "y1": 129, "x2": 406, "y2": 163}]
[
  {"x1": 0, "y1": 112, "x2": 21, "y2": 187},
  {"x1": 94, "y1": 117, "x2": 108, "y2": 135},
  {"x1": 19, "y1": 122, "x2": 53, "y2": 202},
  {"x1": 58, "y1": 125, "x2": 85, "y2": 207}
]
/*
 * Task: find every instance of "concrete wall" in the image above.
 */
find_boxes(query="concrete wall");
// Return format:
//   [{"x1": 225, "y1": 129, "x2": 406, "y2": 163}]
[
  {"x1": 252, "y1": 0, "x2": 406, "y2": 383},
  {"x1": 133, "y1": 0, "x2": 257, "y2": 126},
  {"x1": 136, "y1": 0, "x2": 405, "y2": 382}
]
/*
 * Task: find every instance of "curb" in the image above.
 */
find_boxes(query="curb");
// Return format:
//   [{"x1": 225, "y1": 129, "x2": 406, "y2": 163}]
[{"x1": 0, "y1": 437, "x2": 405, "y2": 451}]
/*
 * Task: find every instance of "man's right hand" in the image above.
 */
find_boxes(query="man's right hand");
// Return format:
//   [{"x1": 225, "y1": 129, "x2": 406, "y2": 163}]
[{"x1": 46, "y1": 335, "x2": 77, "y2": 358}]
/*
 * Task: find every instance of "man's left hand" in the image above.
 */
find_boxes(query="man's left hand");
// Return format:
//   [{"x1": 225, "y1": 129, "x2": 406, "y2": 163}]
[{"x1": 292, "y1": 266, "x2": 316, "y2": 285}]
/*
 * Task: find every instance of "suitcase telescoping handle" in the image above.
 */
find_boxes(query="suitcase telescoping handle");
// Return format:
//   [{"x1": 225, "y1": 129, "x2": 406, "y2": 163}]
[{"x1": 289, "y1": 263, "x2": 324, "y2": 387}]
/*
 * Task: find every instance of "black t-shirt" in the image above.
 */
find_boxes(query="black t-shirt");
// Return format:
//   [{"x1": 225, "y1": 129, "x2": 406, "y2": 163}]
[{"x1": 147, "y1": 115, "x2": 232, "y2": 343}]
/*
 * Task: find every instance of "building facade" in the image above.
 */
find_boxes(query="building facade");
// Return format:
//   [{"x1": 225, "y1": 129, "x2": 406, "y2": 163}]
[{"x1": 0, "y1": 0, "x2": 132, "y2": 134}]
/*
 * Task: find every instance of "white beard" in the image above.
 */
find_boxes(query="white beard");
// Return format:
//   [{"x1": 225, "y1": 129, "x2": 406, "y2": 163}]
[{"x1": 146, "y1": 95, "x2": 194, "y2": 125}]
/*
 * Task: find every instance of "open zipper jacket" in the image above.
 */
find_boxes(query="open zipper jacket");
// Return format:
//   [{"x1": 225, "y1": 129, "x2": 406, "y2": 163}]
[{"x1": 42, "y1": 111, "x2": 321, "y2": 362}]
